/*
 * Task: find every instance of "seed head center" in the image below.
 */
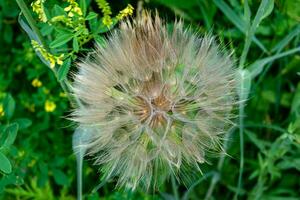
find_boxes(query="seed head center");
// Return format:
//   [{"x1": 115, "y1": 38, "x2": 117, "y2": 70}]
[{"x1": 135, "y1": 92, "x2": 171, "y2": 126}]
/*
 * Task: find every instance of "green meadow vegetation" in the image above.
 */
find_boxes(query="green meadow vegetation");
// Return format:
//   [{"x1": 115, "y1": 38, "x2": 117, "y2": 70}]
[{"x1": 0, "y1": 0, "x2": 299, "y2": 199}]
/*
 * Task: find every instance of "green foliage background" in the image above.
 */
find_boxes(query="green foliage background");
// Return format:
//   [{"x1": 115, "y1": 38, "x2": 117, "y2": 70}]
[{"x1": 0, "y1": 0, "x2": 299, "y2": 199}]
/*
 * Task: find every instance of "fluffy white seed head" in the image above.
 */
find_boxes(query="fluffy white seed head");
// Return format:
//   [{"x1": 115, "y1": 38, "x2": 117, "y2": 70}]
[{"x1": 72, "y1": 12, "x2": 237, "y2": 190}]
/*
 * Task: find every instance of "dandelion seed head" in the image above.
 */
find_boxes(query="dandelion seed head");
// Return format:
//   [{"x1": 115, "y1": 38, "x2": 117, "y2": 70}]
[{"x1": 72, "y1": 12, "x2": 237, "y2": 190}]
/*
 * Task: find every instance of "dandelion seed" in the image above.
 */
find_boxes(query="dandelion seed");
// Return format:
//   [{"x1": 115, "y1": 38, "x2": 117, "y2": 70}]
[{"x1": 72, "y1": 12, "x2": 237, "y2": 190}]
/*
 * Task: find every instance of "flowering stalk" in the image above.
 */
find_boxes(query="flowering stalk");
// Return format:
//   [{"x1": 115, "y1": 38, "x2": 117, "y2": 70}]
[{"x1": 95, "y1": 0, "x2": 113, "y2": 26}]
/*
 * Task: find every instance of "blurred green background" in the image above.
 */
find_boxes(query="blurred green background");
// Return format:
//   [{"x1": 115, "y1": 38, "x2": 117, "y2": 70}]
[{"x1": 0, "y1": 0, "x2": 300, "y2": 199}]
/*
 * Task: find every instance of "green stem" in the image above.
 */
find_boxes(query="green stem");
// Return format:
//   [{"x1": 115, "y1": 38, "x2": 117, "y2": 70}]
[
  {"x1": 171, "y1": 175, "x2": 180, "y2": 200},
  {"x1": 15, "y1": 0, "x2": 48, "y2": 50},
  {"x1": 204, "y1": 172, "x2": 220, "y2": 200},
  {"x1": 203, "y1": 127, "x2": 236, "y2": 199},
  {"x1": 234, "y1": 102, "x2": 245, "y2": 200}
]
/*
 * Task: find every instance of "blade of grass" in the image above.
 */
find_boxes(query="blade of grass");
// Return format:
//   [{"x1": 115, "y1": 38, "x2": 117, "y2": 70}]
[
  {"x1": 255, "y1": 25, "x2": 300, "y2": 86},
  {"x1": 16, "y1": 0, "x2": 47, "y2": 50},
  {"x1": 271, "y1": 25, "x2": 300, "y2": 53},
  {"x1": 212, "y1": 0, "x2": 268, "y2": 53},
  {"x1": 18, "y1": 15, "x2": 50, "y2": 67},
  {"x1": 182, "y1": 171, "x2": 215, "y2": 200},
  {"x1": 239, "y1": 0, "x2": 274, "y2": 69},
  {"x1": 196, "y1": 0, "x2": 212, "y2": 30},
  {"x1": 249, "y1": 47, "x2": 300, "y2": 79}
]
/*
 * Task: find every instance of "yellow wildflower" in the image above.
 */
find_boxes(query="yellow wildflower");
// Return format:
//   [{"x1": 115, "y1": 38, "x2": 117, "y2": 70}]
[
  {"x1": 64, "y1": 5, "x2": 72, "y2": 12},
  {"x1": 73, "y1": 7, "x2": 83, "y2": 16},
  {"x1": 51, "y1": 15, "x2": 74, "y2": 27},
  {"x1": 31, "y1": 40, "x2": 64, "y2": 68},
  {"x1": 95, "y1": 0, "x2": 113, "y2": 26},
  {"x1": 64, "y1": 0, "x2": 83, "y2": 17},
  {"x1": 102, "y1": 16, "x2": 113, "y2": 26},
  {"x1": 45, "y1": 100, "x2": 56, "y2": 112},
  {"x1": 116, "y1": 4, "x2": 134, "y2": 20},
  {"x1": 31, "y1": 78, "x2": 42, "y2": 87},
  {"x1": 0, "y1": 104, "x2": 4, "y2": 117},
  {"x1": 31, "y1": 0, "x2": 47, "y2": 22},
  {"x1": 56, "y1": 54, "x2": 64, "y2": 65}
]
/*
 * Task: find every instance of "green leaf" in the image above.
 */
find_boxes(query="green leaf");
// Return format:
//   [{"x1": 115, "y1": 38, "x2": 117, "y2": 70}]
[
  {"x1": 40, "y1": 24, "x2": 54, "y2": 36},
  {"x1": 261, "y1": 0, "x2": 274, "y2": 20},
  {"x1": 73, "y1": 37, "x2": 79, "y2": 52},
  {"x1": 250, "y1": 0, "x2": 274, "y2": 32},
  {"x1": 243, "y1": 0, "x2": 251, "y2": 26},
  {"x1": 52, "y1": 4, "x2": 65, "y2": 16},
  {"x1": 86, "y1": 12, "x2": 98, "y2": 20},
  {"x1": 94, "y1": 35, "x2": 106, "y2": 47},
  {"x1": 3, "y1": 123, "x2": 18, "y2": 148},
  {"x1": 79, "y1": 0, "x2": 87, "y2": 16},
  {"x1": 0, "y1": 152, "x2": 12, "y2": 174},
  {"x1": 212, "y1": 0, "x2": 268, "y2": 53},
  {"x1": 52, "y1": 169, "x2": 68, "y2": 186},
  {"x1": 239, "y1": 0, "x2": 274, "y2": 68},
  {"x1": 57, "y1": 58, "x2": 71, "y2": 82},
  {"x1": 49, "y1": 33, "x2": 74, "y2": 48},
  {"x1": 3, "y1": 94, "x2": 15, "y2": 119},
  {"x1": 13, "y1": 118, "x2": 32, "y2": 130}
]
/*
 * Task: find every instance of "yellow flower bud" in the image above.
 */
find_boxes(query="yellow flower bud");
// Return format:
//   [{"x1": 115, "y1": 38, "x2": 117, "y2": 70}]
[
  {"x1": 103, "y1": 16, "x2": 113, "y2": 26},
  {"x1": 31, "y1": 0, "x2": 47, "y2": 22},
  {"x1": 116, "y1": 4, "x2": 134, "y2": 20},
  {"x1": 64, "y1": 5, "x2": 72, "y2": 12},
  {"x1": 31, "y1": 78, "x2": 42, "y2": 87},
  {"x1": 68, "y1": 12, "x2": 74, "y2": 17}
]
